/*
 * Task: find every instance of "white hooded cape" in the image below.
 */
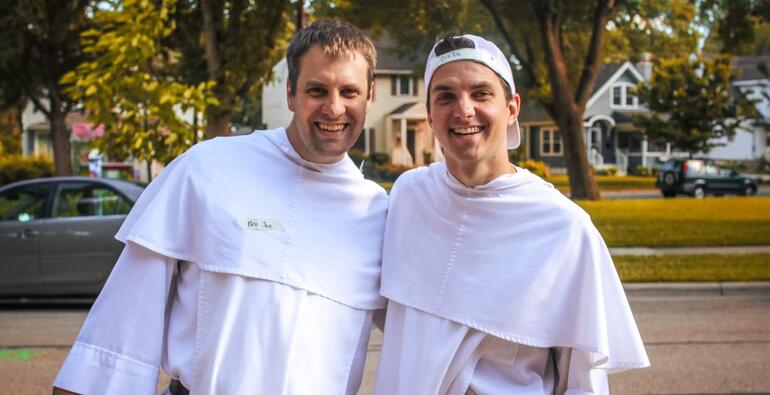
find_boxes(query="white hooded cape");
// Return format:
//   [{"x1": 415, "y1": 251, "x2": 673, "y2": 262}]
[
  {"x1": 116, "y1": 128, "x2": 389, "y2": 310},
  {"x1": 380, "y1": 162, "x2": 649, "y2": 372}
]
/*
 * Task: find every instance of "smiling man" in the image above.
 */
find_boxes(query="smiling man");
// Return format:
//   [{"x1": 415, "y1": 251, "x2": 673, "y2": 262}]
[
  {"x1": 374, "y1": 34, "x2": 649, "y2": 394},
  {"x1": 53, "y1": 20, "x2": 388, "y2": 395}
]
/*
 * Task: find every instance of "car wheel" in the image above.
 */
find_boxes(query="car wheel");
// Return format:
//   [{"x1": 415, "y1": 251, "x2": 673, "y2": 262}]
[
  {"x1": 663, "y1": 172, "x2": 676, "y2": 188},
  {"x1": 743, "y1": 185, "x2": 757, "y2": 196},
  {"x1": 662, "y1": 190, "x2": 676, "y2": 198},
  {"x1": 693, "y1": 185, "x2": 706, "y2": 199}
]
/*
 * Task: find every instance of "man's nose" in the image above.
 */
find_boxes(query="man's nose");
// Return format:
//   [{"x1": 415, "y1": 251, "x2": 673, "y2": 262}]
[
  {"x1": 453, "y1": 95, "x2": 474, "y2": 119},
  {"x1": 323, "y1": 93, "x2": 345, "y2": 118}
]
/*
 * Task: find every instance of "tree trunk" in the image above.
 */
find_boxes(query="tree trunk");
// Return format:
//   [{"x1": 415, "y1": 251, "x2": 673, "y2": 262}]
[
  {"x1": 49, "y1": 103, "x2": 73, "y2": 176},
  {"x1": 533, "y1": 1, "x2": 606, "y2": 200},
  {"x1": 200, "y1": 0, "x2": 230, "y2": 139}
]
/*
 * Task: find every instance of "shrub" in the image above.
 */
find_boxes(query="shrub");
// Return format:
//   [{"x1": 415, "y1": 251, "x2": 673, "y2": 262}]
[
  {"x1": 0, "y1": 155, "x2": 55, "y2": 186},
  {"x1": 348, "y1": 149, "x2": 368, "y2": 167},
  {"x1": 634, "y1": 165, "x2": 659, "y2": 176},
  {"x1": 372, "y1": 163, "x2": 410, "y2": 181},
  {"x1": 516, "y1": 159, "x2": 550, "y2": 178},
  {"x1": 369, "y1": 152, "x2": 390, "y2": 166},
  {"x1": 594, "y1": 167, "x2": 618, "y2": 176}
]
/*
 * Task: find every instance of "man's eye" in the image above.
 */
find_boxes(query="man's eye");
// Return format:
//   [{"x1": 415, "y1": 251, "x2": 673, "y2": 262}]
[
  {"x1": 474, "y1": 91, "x2": 493, "y2": 99},
  {"x1": 435, "y1": 93, "x2": 453, "y2": 103},
  {"x1": 307, "y1": 87, "x2": 325, "y2": 96},
  {"x1": 342, "y1": 89, "x2": 360, "y2": 98}
]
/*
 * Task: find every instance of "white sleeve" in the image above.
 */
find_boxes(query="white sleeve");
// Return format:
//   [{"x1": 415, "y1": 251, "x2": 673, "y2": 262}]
[
  {"x1": 53, "y1": 242, "x2": 176, "y2": 395},
  {"x1": 556, "y1": 348, "x2": 610, "y2": 395}
]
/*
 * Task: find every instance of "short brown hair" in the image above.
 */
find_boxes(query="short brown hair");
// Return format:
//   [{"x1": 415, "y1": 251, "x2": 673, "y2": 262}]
[{"x1": 286, "y1": 19, "x2": 376, "y2": 96}]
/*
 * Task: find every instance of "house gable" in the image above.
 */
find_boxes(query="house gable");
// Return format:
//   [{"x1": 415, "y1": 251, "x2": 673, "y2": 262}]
[{"x1": 585, "y1": 61, "x2": 645, "y2": 117}]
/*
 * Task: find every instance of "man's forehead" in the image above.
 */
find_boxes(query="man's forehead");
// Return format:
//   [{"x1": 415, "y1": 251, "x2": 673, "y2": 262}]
[{"x1": 430, "y1": 60, "x2": 504, "y2": 90}]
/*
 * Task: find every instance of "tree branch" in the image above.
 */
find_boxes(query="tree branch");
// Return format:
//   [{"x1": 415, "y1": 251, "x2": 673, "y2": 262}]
[
  {"x1": 476, "y1": 0, "x2": 538, "y2": 87},
  {"x1": 575, "y1": 0, "x2": 616, "y2": 109},
  {"x1": 27, "y1": 94, "x2": 51, "y2": 118}
]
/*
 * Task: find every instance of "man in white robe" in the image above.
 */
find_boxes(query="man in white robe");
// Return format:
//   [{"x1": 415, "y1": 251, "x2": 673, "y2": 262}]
[
  {"x1": 374, "y1": 34, "x2": 649, "y2": 394},
  {"x1": 53, "y1": 20, "x2": 388, "y2": 395}
]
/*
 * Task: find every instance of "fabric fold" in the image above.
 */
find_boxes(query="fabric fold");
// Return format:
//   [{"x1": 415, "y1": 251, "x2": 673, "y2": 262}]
[
  {"x1": 380, "y1": 162, "x2": 649, "y2": 373},
  {"x1": 117, "y1": 128, "x2": 389, "y2": 310}
]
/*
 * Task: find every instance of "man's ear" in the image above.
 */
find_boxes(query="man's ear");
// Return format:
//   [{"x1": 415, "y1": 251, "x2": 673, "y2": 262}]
[
  {"x1": 286, "y1": 79, "x2": 295, "y2": 112},
  {"x1": 508, "y1": 94, "x2": 521, "y2": 126}
]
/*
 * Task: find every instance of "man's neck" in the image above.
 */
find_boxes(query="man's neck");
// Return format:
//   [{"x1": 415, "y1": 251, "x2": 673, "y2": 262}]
[{"x1": 445, "y1": 158, "x2": 515, "y2": 188}]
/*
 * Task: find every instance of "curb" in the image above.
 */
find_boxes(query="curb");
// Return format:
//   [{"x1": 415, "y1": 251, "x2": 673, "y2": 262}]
[
  {"x1": 623, "y1": 281, "x2": 770, "y2": 297},
  {"x1": 610, "y1": 245, "x2": 770, "y2": 256}
]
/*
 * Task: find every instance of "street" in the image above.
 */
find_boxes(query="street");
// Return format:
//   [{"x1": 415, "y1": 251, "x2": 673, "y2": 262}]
[{"x1": 1, "y1": 288, "x2": 769, "y2": 394}]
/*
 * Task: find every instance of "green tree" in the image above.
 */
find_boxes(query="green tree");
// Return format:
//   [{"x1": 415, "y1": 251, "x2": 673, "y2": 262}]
[
  {"x1": 170, "y1": 0, "x2": 292, "y2": 138},
  {"x1": 321, "y1": 0, "x2": 699, "y2": 200},
  {"x1": 62, "y1": 0, "x2": 217, "y2": 166},
  {"x1": 0, "y1": 0, "x2": 91, "y2": 175},
  {"x1": 633, "y1": 55, "x2": 755, "y2": 157},
  {"x1": 700, "y1": 0, "x2": 770, "y2": 54}
]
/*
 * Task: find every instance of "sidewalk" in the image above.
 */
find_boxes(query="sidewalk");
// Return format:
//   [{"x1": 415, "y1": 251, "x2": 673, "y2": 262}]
[
  {"x1": 610, "y1": 245, "x2": 770, "y2": 255},
  {"x1": 623, "y1": 281, "x2": 770, "y2": 297}
]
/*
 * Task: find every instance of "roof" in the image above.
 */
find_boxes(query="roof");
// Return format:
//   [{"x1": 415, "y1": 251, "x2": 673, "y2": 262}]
[
  {"x1": 373, "y1": 35, "x2": 422, "y2": 73},
  {"x1": 593, "y1": 63, "x2": 624, "y2": 94},
  {"x1": 732, "y1": 55, "x2": 770, "y2": 81},
  {"x1": 389, "y1": 102, "x2": 418, "y2": 115}
]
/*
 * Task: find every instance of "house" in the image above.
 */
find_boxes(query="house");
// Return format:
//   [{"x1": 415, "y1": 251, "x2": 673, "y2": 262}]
[
  {"x1": 262, "y1": 40, "x2": 442, "y2": 166},
  {"x1": 707, "y1": 55, "x2": 770, "y2": 161},
  {"x1": 20, "y1": 101, "x2": 143, "y2": 180},
  {"x1": 518, "y1": 58, "x2": 672, "y2": 175}
]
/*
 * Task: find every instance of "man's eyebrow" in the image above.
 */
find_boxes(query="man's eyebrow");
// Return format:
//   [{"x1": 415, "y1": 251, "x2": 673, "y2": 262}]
[
  {"x1": 471, "y1": 82, "x2": 495, "y2": 90},
  {"x1": 431, "y1": 84, "x2": 454, "y2": 93},
  {"x1": 302, "y1": 80, "x2": 326, "y2": 88}
]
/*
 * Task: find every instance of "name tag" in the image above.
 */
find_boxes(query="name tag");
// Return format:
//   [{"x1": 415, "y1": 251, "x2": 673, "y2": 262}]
[{"x1": 244, "y1": 218, "x2": 285, "y2": 232}]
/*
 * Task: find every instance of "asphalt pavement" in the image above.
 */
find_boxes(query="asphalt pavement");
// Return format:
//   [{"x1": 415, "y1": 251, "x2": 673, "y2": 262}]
[{"x1": 1, "y1": 282, "x2": 769, "y2": 394}]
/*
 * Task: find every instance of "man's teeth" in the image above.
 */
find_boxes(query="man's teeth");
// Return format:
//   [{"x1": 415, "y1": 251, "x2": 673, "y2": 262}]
[
  {"x1": 318, "y1": 123, "x2": 345, "y2": 131},
  {"x1": 452, "y1": 126, "x2": 483, "y2": 135}
]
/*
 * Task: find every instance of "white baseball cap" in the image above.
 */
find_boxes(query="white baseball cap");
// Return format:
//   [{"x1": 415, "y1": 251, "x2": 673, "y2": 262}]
[{"x1": 424, "y1": 34, "x2": 520, "y2": 149}]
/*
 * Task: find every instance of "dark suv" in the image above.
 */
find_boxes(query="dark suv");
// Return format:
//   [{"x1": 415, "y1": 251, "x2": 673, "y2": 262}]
[{"x1": 657, "y1": 158, "x2": 758, "y2": 198}]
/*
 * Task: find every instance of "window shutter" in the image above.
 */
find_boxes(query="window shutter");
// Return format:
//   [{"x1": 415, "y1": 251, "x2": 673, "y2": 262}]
[{"x1": 391, "y1": 76, "x2": 397, "y2": 95}]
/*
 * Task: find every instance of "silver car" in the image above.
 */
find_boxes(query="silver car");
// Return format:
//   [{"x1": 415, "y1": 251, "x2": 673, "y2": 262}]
[{"x1": 0, "y1": 177, "x2": 144, "y2": 296}]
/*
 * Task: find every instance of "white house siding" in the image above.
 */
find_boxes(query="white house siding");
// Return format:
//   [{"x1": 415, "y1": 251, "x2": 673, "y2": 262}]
[
  {"x1": 261, "y1": 58, "x2": 293, "y2": 131},
  {"x1": 708, "y1": 128, "x2": 766, "y2": 160}
]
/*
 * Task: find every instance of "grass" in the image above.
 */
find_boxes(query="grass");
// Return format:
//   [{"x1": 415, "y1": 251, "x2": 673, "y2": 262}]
[
  {"x1": 578, "y1": 197, "x2": 770, "y2": 247},
  {"x1": 546, "y1": 175, "x2": 657, "y2": 191},
  {"x1": 615, "y1": 253, "x2": 770, "y2": 282}
]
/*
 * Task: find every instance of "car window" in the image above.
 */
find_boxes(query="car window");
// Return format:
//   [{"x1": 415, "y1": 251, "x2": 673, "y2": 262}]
[
  {"x1": 718, "y1": 167, "x2": 733, "y2": 177},
  {"x1": 54, "y1": 182, "x2": 132, "y2": 218},
  {"x1": 0, "y1": 183, "x2": 49, "y2": 222},
  {"x1": 684, "y1": 160, "x2": 704, "y2": 176},
  {"x1": 705, "y1": 163, "x2": 719, "y2": 176}
]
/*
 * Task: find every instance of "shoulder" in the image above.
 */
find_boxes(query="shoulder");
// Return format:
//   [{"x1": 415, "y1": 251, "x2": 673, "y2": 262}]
[{"x1": 390, "y1": 164, "x2": 436, "y2": 195}]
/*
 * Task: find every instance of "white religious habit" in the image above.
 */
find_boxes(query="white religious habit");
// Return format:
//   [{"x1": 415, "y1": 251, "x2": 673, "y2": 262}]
[
  {"x1": 53, "y1": 128, "x2": 389, "y2": 395},
  {"x1": 374, "y1": 162, "x2": 649, "y2": 395}
]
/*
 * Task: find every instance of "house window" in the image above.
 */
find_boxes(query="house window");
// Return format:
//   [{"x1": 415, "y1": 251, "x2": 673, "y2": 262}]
[
  {"x1": 390, "y1": 75, "x2": 416, "y2": 96},
  {"x1": 610, "y1": 82, "x2": 639, "y2": 109},
  {"x1": 540, "y1": 128, "x2": 562, "y2": 156}
]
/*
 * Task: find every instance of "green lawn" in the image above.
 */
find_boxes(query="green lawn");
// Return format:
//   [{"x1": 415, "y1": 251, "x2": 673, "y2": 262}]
[
  {"x1": 578, "y1": 197, "x2": 770, "y2": 247},
  {"x1": 546, "y1": 175, "x2": 657, "y2": 191},
  {"x1": 615, "y1": 253, "x2": 770, "y2": 282}
]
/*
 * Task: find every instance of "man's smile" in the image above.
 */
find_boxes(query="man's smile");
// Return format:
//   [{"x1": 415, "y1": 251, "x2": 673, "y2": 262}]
[
  {"x1": 450, "y1": 126, "x2": 485, "y2": 135},
  {"x1": 315, "y1": 122, "x2": 348, "y2": 133}
]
